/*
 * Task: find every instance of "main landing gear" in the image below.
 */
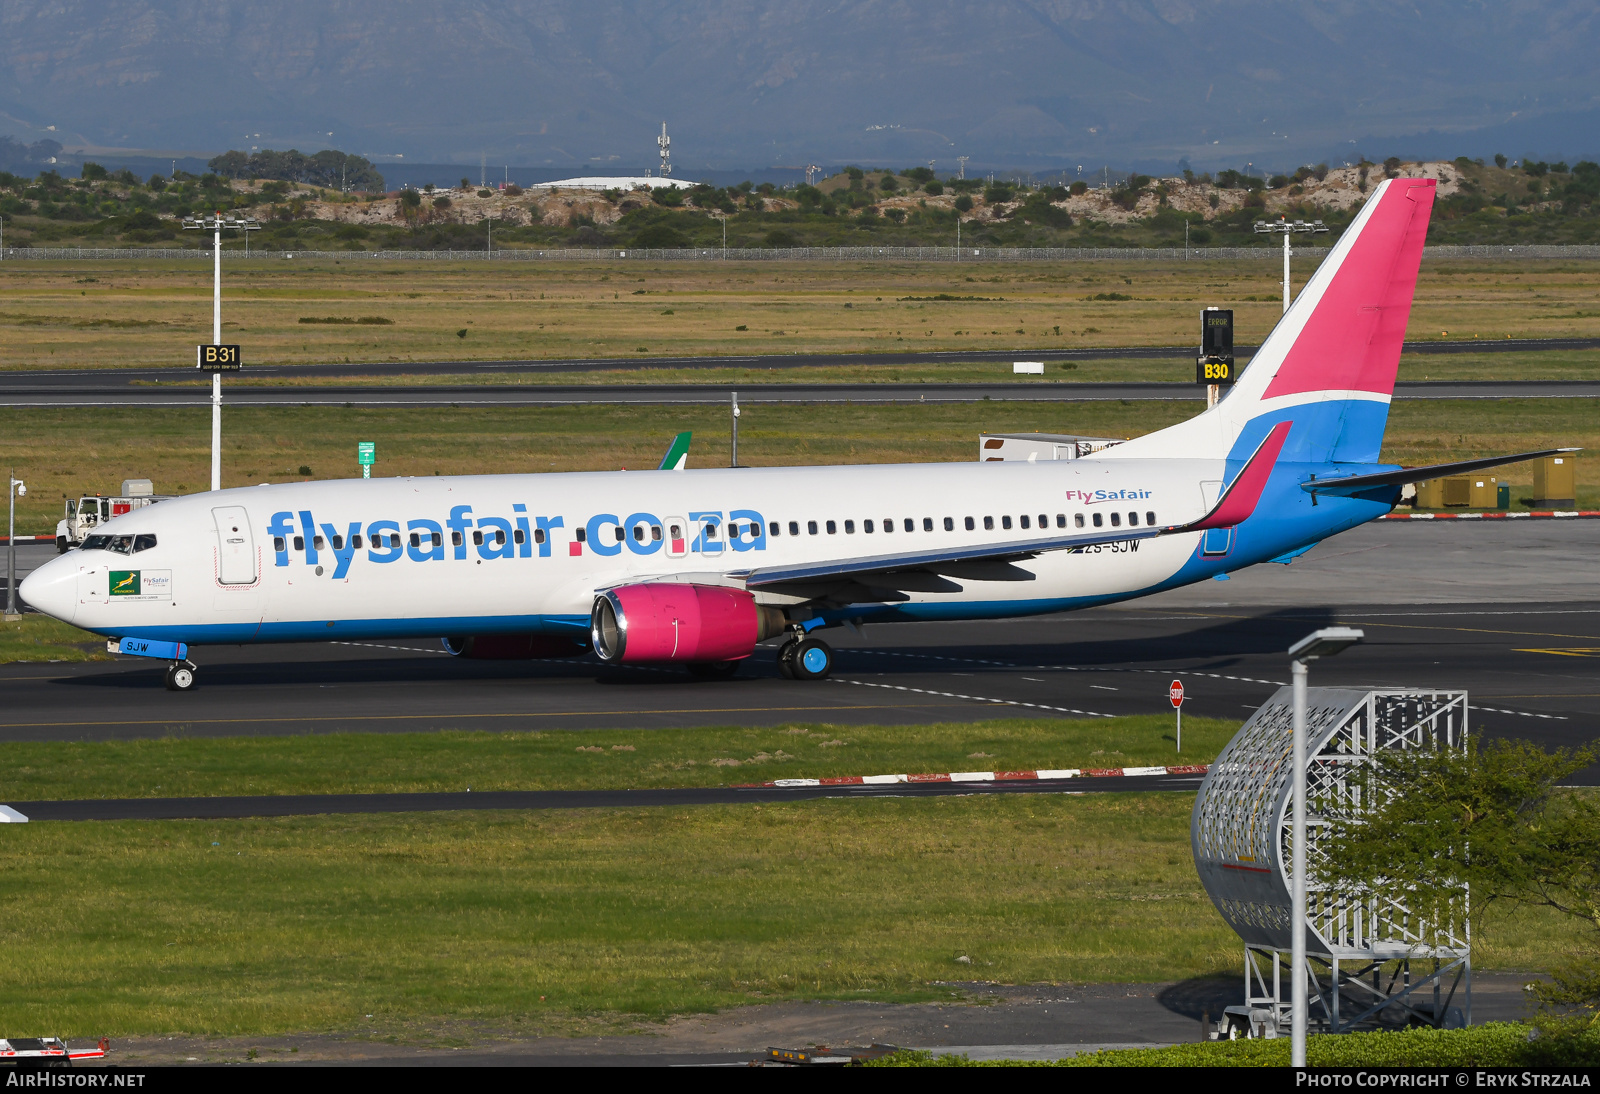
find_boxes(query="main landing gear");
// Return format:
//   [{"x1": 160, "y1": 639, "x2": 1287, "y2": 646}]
[
  {"x1": 776, "y1": 636, "x2": 833, "y2": 681},
  {"x1": 165, "y1": 661, "x2": 197, "y2": 692}
]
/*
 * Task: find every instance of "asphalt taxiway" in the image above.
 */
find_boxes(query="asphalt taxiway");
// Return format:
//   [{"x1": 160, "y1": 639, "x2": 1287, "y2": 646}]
[
  {"x1": 5, "y1": 519, "x2": 1598, "y2": 774},
  {"x1": 2, "y1": 378, "x2": 1597, "y2": 408}
]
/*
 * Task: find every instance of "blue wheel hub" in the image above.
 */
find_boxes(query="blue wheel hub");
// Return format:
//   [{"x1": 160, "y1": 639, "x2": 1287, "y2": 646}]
[{"x1": 801, "y1": 647, "x2": 828, "y2": 673}]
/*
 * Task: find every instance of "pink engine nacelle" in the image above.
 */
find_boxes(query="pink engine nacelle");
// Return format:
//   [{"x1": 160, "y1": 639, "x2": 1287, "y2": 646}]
[{"x1": 591, "y1": 583, "x2": 783, "y2": 664}]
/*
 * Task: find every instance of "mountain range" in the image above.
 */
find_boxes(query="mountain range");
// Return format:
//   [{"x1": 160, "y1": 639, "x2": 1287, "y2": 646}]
[{"x1": 0, "y1": 1, "x2": 1596, "y2": 175}]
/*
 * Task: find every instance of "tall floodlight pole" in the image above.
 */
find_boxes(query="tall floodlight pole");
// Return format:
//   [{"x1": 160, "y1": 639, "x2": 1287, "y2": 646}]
[
  {"x1": 1253, "y1": 218, "x2": 1329, "y2": 313},
  {"x1": 1285, "y1": 627, "x2": 1364, "y2": 1067},
  {"x1": 5, "y1": 471, "x2": 24, "y2": 621},
  {"x1": 182, "y1": 212, "x2": 259, "y2": 491}
]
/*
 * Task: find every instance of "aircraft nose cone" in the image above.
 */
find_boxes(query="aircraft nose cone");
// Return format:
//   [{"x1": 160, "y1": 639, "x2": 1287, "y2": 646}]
[{"x1": 18, "y1": 556, "x2": 77, "y2": 625}]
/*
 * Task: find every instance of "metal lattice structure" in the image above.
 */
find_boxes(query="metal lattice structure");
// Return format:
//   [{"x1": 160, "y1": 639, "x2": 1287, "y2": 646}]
[{"x1": 1192, "y1": 687, "x2": 1471, "y2": 1035}]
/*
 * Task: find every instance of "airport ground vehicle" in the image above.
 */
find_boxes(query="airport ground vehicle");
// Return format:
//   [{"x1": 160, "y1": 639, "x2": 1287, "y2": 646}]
[
  {"x1": 19, "y1": 179, "x2": 1573, "y2": 691},
  {"x1": 55, "y1": 479, "x2": 173, "y2": 553}
]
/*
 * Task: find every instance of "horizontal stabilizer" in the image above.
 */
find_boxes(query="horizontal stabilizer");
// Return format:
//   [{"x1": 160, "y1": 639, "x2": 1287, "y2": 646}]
[{"x1": 1303, "y1": 448, "x2": 1580, "y2": 495}]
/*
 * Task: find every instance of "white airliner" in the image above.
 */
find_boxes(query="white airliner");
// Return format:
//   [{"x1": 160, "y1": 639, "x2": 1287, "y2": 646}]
[{"x1": 19, "y1": 178, "x2": 1569, "y2": 690}]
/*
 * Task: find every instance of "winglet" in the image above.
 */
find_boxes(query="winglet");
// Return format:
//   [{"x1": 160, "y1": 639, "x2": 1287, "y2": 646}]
[
  {"x1": 1185, "y1": 420, "x2": 1292, "y2": 531},
  {"x1": 658, "y1": 431, "x2": 692, "y2": 471}
]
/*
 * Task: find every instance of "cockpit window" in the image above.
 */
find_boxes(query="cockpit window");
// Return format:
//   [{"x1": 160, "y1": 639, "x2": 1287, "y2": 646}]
[
  {"x1": 81, "y1": 534, "x2": 111, "y2": 551},
  {"x1": 110, "y1": 535, "x2": 136, "y2": 554},
  {"x1": 133, "y1": 534, "x2": 157, "y2": 553}
]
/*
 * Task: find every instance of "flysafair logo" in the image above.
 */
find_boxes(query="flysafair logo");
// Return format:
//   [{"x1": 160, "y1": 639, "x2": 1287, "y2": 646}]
[
  {"x1": 1066, "y1": 488, "x2": 1153, "y2": 505},
  {"x1": 266, "y1": 506, "x2": 767, "y2": 580}
]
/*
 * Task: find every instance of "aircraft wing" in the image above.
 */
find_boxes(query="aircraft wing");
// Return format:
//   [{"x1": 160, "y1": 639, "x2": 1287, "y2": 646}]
[
  {"x1": 1302, "y1": 447, "x2": 1580, "y2": 495},
  {"x1": 736, "y1": 525, "x2": 1168, "y2": 589},
  {"x1": 737, "y1": 421, "x2": 1292, "y2": 591}
]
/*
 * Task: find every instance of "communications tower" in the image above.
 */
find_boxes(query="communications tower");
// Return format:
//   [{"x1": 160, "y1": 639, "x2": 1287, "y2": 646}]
[{"x1": 657, "y1": 123, "x2": 672, "y2": 177}]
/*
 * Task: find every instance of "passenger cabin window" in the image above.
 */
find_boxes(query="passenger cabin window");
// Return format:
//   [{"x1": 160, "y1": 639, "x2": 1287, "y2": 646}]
[
  {"x1": 924, "y1": 518, "x2": 934, "y2": 532},
  {"x1": 331, "y1": 535, "x2": 344, "y2": 550},
  {"x1": 1019, "y1": 515, "x2": 1029, "y2": 529},
  {"x1": 1092, "y1": 513, "x2": 1103, "y2": 528},
  {"x1": 452, "y1": 531, "x2": 463, "y2": 547},
  {"x1": 825, "y1": 521, "x2": 836, "y2": 535},
  {"x1": 749, "y1": 524, "x2": 760, "y2": 538},
  {"x1": 432, "y1": 532, "x2": 443, "y2": 547},
  {"x1": 1001, "y1": 516, "x2": 1012, "y2": 530},
  {"x1": 844, "y1": 520, "x2": 855, "y2": 534},
  {"x1": 1039, "y1": 514, "x2": 1049, "y2": 528},
  {"x1": 808, "y1": 521, "x2": 818, "y2": 535},
  {"x1": 133, "y1": 534, "x2": 157, "y2": 553},
  {"x1": 1110, "y1": 512, "x2": 1122, "y2": 527},
  {"x1": 390, "y1": 533, "x2": 401, "y2": 548},
  {"x1": 983, "y1": 516, "x2": 994, "y2": 531},
  {"x1": 788, "y1": 521, "x2": 799, "y2": 536},
  {"x1": 351, "y1": 534, "x2": 363, "y2": 549},
  {"x1": 1146, "y1": 511, "x2": 1157, "y2": 526},
  {"x1": 705, "y1": 524, "x2": 718, "y2": 539},
  {"x1": 1127, "y1": 512, "x2": 1139, "y2": 526},
  {"x1": 946, "y1": 517, "x2": 956, "y2": 531},
  {"x1": 882, "y1": 519, "x2": 892, "y2": 533},
  {"x1": 410, "y1": 532, "x2": 420, "y2": 548},
  {"x1": 293, "y1": 536, "x2": 305, "y2": 551},
  {"x1": 496, "y1": 530, "x2": 507, "y2": 546},
  {"x1": 534, "y1": 529, "x2": 546, "y2": 544},
  {"x1": 1074, "y1": 514, "x2": 1084, "y2": 528},
  {"x1": 863, "y1": 520, "x2": 874, "y2": 533},
  {"x1": 515, "y1": 529, "x2": 526, "y2": 545},
  {"x1": 653, "y1": 525, "x2": 663, "y2": 541},
  {"x1": 313, "y1": 536, "x2": 325, "y2": 550},
  {"x1": 472, "y1": 530, "x2": 484, "y2": 546},
  {"x1": 771, "y1": 522, "x2": 781, "y2": 537},
  {"x1": 273, "y1": 536, "x2": 286, "y2": 552},
  {"x1": 576, "y1": 528, "x2": 587, "y2": 543}
]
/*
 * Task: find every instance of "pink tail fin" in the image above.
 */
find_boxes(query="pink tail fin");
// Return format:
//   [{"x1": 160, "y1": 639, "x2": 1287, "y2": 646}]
[{"x1": 1259, "y1": 178, "x2": 1436, "y2": 401}]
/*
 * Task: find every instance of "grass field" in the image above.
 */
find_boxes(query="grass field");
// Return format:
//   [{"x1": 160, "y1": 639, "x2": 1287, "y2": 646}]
[
  {"x1": 0, "y1": 792, "x2": 1575, "y2": 1037},
  {"x1": 0, "y1": 716, "x2": 1236, "y2": 800},
  {"x1": 2, "y1": 256, "x2": 1598, "y2": 373},
  {"x1": 0, "y1": 398, "x2": 1593, "y2": 531}
]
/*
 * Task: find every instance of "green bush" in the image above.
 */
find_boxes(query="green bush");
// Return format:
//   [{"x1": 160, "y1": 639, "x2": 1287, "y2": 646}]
[{"x1": 869, "y1": 1023, "x2": 1600, "y2": 1067}]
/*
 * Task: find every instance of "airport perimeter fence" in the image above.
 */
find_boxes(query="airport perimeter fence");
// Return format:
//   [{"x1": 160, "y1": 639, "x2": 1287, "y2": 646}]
[{"x1": 3, "y1": 244, "x2": 1599, "y2": 263}]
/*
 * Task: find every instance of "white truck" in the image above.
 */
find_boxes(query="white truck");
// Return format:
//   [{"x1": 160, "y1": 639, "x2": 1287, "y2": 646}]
[{"x1": 56, "y1": 479, "x2": 174, "y2": 552}]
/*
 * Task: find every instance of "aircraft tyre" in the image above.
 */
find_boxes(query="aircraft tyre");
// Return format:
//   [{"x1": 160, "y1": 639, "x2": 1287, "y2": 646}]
[
  {"x1": 686, "y1": 660, "x2": 741, "y2": 680},
  {"x1": 776, "y1": 640, "x2": 799, "y2": 679},
  {"x1": 790, "y1": 639, "x2": 833, "y2": 681},
  {"x1": 165, "y1": 663, "x2": 196, "y2": 692}
]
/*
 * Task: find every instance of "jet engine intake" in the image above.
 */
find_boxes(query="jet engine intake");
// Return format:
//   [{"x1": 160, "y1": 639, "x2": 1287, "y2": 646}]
[{"x1": 591, "y1": 583, "x2": 784, "y2": 664}]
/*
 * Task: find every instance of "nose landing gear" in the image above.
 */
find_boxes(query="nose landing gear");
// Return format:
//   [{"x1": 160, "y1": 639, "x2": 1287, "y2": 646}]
[{"x1": 165, "y1": 661, "x2": 197, "y2": 692}]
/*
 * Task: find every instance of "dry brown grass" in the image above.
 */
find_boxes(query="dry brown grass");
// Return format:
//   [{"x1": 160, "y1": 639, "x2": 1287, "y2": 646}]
[{"x1": 3, "y1": 257, "x2": 1598, "y2": 375}]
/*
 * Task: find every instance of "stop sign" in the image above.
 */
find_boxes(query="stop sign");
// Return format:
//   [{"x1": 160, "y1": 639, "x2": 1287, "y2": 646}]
[{"x1": 1169, "y1": 680, "x2": 1185, "y2": 708}]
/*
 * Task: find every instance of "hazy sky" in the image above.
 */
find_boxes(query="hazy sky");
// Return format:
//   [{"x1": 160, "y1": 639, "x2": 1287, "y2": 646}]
[{"x1": 1, "y1": 1, "x2": 1594, "y2": 172}]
